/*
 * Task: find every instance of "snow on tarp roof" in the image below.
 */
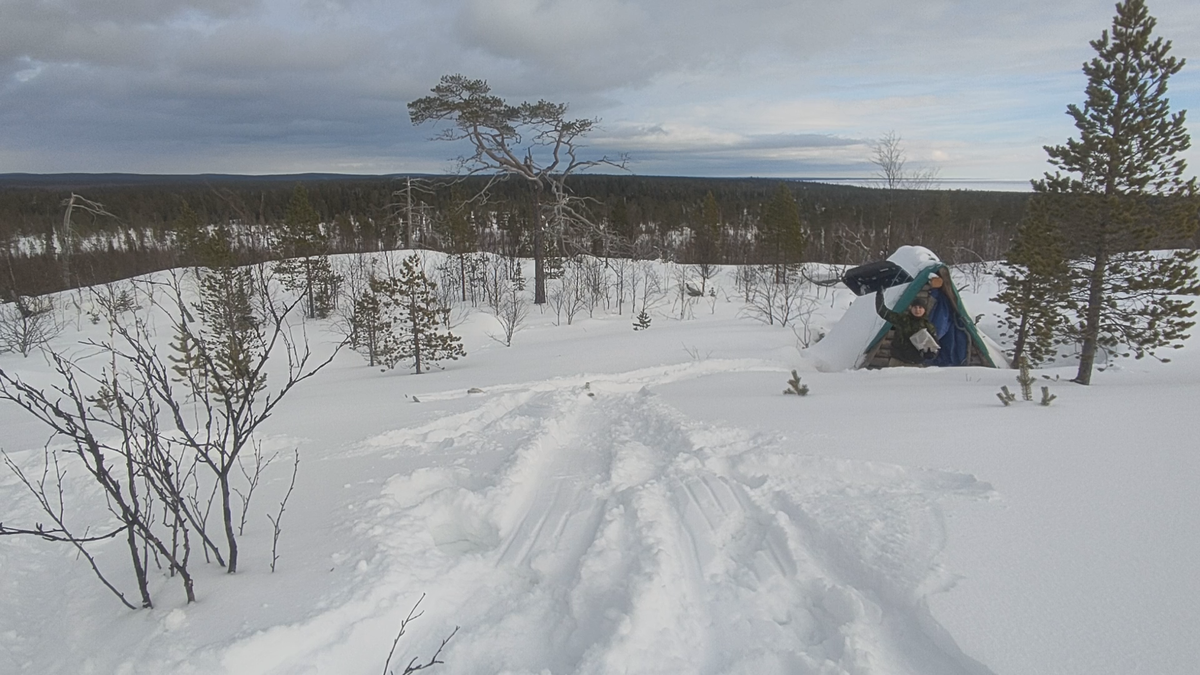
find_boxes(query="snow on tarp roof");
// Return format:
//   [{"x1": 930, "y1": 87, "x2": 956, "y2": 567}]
[
  {"x1": 887, "y1": 245, "x2": 942, "y2": 277},
  {"x1": 804, "y1": 284, "x2": 902, "y2": 372}
]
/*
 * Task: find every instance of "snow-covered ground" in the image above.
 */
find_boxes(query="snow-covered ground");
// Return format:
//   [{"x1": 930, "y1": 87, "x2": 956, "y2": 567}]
[{"x1": 2, "y1": 255, "x2": 1198, "y2": 675}]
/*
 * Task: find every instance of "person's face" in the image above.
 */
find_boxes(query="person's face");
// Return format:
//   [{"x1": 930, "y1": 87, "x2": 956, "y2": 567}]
[{"x1": 909, "y1": 304, "x2": 926, "y2": 318}]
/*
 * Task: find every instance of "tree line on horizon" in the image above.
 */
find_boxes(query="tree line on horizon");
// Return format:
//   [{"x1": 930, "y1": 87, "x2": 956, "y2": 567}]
[{"x1": 0, "y1": 174, "x2": 1034, "y2": 300}]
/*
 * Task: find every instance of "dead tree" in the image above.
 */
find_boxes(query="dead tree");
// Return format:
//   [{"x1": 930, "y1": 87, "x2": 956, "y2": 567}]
[
  {"x1": 870, "y1": 131, "x2": 940, "y2": 190},
  {"x1": 388, "y1": 176, "x2": 438, "y2": 250},
  {"x1": 59, "y1": 194, "x2": 118, "y2": 288}
]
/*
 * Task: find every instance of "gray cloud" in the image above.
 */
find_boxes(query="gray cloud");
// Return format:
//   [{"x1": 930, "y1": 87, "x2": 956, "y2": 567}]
[{"x1": 0, "y1": 0, "x2": 1197, "y2": 177}]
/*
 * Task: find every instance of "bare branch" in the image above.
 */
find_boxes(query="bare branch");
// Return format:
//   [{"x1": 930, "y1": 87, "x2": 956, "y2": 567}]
[
  {"x1": 382, "y1": 594, "x2": 459, "y2": 675},
  {"x1": 266, "y1": 449, "x2": 299, "y2": 573}
]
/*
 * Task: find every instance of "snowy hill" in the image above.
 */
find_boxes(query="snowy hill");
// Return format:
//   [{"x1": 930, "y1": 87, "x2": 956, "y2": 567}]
[{"x1": 2, "y1": 254, "x2": 1198, "y2": 675}]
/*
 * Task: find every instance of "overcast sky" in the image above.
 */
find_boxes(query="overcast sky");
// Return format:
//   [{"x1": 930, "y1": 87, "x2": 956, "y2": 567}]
[{"x1": 2, "y1": 0, "x2": 1198, "y2": 182}]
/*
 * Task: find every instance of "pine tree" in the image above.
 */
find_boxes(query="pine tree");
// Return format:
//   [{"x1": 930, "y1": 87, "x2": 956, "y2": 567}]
[
  {"x1": 1038, "y1": 0, "x2": 1199, "y2": 384},
  {"x1": 374, "y1": 255, "x2": 465, "y2": 374},
  {"x1": 274, "y1": 185, "x2": 339, "y2": 319},
  {"x1": 348, "y1": 275, "x2": 394, "y2": 368},
  {"x1": 167, "y1": 212, "x2": 267, "y2": 404},
  {"x1": 198, "y1": 264, "x2": 265, "y2": 404},
  {"x1": 994, "y1": 195, "x2": 1073, "y2": 366},
  {"x1": 167, "y1": 264, "x2": 265, "y2": 404},
  {"x1": 167, "y1": 315, "x2": 204, "y2": 385},
  {"x1": 174, "y1": 201, "x2": 207, "y2": 267}
]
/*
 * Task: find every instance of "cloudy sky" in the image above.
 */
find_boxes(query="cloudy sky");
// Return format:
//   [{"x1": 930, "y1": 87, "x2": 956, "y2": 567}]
[{"x1": 2, "y1": 0, "x2": 1198, "y2": 182}]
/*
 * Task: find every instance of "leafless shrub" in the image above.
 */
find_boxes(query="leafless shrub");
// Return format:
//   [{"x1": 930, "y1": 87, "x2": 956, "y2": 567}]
[
  {"x1": 425, "y1": 258, "x2": 470, "y2": 328},
  {"x1": 739, "y1": 265, "x2": 818, "y2": 328},
  {"x1": 0, "y1": 269, "x2": 341, "y2": 611},
  {"x1": 485, "y1": 259, "x2": 529, "y2": 346},
  {"x1": 608, "y1": 256, "x2": 633, "y2": 315},
  {"x1": 948, "y1": 249, "x2": 998, "y2": 293},
  {"x1": 575, "y1": 256, "x2": 612, "y2": 316},
  {"x1": 671, "y1": 264, "x2": 698, "y2": 320},
  {"x1": 234, "y1": 440, "x2": 278, "y2": 536},
  {"x1": 0, "y1": 295, "x2": 64, "y2": 356},
  {"x1": 1, "y1": 350, "x2": 197, "y2": 608},
  {"x1": 791, "y1": 310, "x2": 823, "y2": 349},
  {"x1": 547, "y1": 264, "x2": 587, "y2": 326},
  {"x1": 628, "y1": 259, "x2": 665, "y2": 317}
]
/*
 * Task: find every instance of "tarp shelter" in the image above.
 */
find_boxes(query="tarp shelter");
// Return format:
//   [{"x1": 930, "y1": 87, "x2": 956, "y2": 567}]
[{"x1": 806, "y1": 246, "x2": 1008, "y2": 371}]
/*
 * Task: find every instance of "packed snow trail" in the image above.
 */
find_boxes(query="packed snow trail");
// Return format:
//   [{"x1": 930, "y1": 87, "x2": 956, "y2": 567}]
[{"x1": 233, "y1": 377, "x2": 996, "y2": 675}]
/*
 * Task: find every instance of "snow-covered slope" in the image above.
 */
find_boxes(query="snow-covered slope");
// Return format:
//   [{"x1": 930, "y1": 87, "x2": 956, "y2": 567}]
[{"x1": 2, "y1": 256, "x2": 1198, "y2": 675}]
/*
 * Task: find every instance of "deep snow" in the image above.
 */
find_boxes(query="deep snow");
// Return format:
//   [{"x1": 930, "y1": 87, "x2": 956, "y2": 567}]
[{"x1": 1, "y1": 254, "x2": 1198, "y2": 675}]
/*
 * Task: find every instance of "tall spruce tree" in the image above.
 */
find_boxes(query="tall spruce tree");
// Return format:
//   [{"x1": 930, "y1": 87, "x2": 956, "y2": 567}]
[
  {"x1": 994, "y1": 196, "x2": 1073, "y2": 366},
  {"x1": 274, "y1": 185, "x2": 339, "y2": 319},
  {"x1": 1038, "y1": 0, "x2": 1199, "y2": 384}
]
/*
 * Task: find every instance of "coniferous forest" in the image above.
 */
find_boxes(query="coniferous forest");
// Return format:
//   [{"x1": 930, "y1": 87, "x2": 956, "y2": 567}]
[{"x1": 0, "y1": 173, "x2": 1034, "y2": 299}]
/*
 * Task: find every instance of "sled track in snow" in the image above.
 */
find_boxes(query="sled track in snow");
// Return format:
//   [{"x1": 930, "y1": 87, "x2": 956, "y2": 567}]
[{"x1": 363, "y1": 379, "x2": 996, "y2": 674}]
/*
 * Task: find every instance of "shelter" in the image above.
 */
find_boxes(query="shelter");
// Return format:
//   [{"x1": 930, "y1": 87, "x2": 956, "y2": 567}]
[{"x1": 806, "y1": 246, "x2": 1008, "y2": 371}]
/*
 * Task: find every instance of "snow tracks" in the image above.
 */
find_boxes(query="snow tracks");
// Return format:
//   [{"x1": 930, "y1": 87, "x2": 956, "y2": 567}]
[{"x1": 361, "y1": 379, "x2": 995, "y2": 675}]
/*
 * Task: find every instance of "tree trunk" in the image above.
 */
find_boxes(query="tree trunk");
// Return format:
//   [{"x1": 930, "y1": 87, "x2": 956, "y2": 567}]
[
  {"x1": 1074, "y1": 250, "x2": 1109, "y2": 385},
  {"x1": 123, "y1": 451, "x2": 153, "y2": 608},
  {"x1": 305, "y1": 261, "x2": 316, "y2": 319},
  {"x1": 532, "y1": 188, "x2": 546, "y2": 305},
  {"x1": 459, "y1": 254, "x2": 467, "y2": 302},
  {"x1": 1011, "y1": 281, "x2": 1032, "y2": 365},
  {"x1": 220, "y1": 470, "x2": 239, "y2": 573},
  {"x1": 125, "y1": 522, "x2": 153, "y2": 608},
  {"x1": 411, "y1": 295, "x2": 423, "y2": 374},
  {"x1": 405, "y1": 176, "x2": 414, "y2": 250}
]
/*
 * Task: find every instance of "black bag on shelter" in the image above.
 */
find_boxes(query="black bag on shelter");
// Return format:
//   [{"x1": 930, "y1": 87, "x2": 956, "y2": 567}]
[{"x1": 841, "y1": 260, "x2": 912, "y2": 296}]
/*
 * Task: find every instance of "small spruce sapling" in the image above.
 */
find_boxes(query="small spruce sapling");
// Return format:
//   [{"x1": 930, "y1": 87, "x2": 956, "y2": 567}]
[
  {"x1": 997, "y1": 360, "x2": 1055, "y2": 407},
  {"x1": 783, "y1": 369, "x2": 809, "y2": 396},
  {"x1": 633, "y1": 310, "x2": 652, "y2": 331}
]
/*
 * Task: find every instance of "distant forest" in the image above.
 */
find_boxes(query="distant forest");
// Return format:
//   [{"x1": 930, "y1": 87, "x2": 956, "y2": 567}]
[{"x1": 0, "y1": 173, "x2": 1031, "y2": 299}]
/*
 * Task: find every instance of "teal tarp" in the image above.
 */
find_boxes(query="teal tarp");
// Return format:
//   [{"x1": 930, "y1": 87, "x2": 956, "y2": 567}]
[{"x1": 865, "y1": 265, "x2": 998, "y2": 368}]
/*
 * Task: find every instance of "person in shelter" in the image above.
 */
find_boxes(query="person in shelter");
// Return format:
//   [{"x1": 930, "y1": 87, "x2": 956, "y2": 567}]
[{"x1": 874, "y1": 289, "x2": 939, "y2": 366}]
